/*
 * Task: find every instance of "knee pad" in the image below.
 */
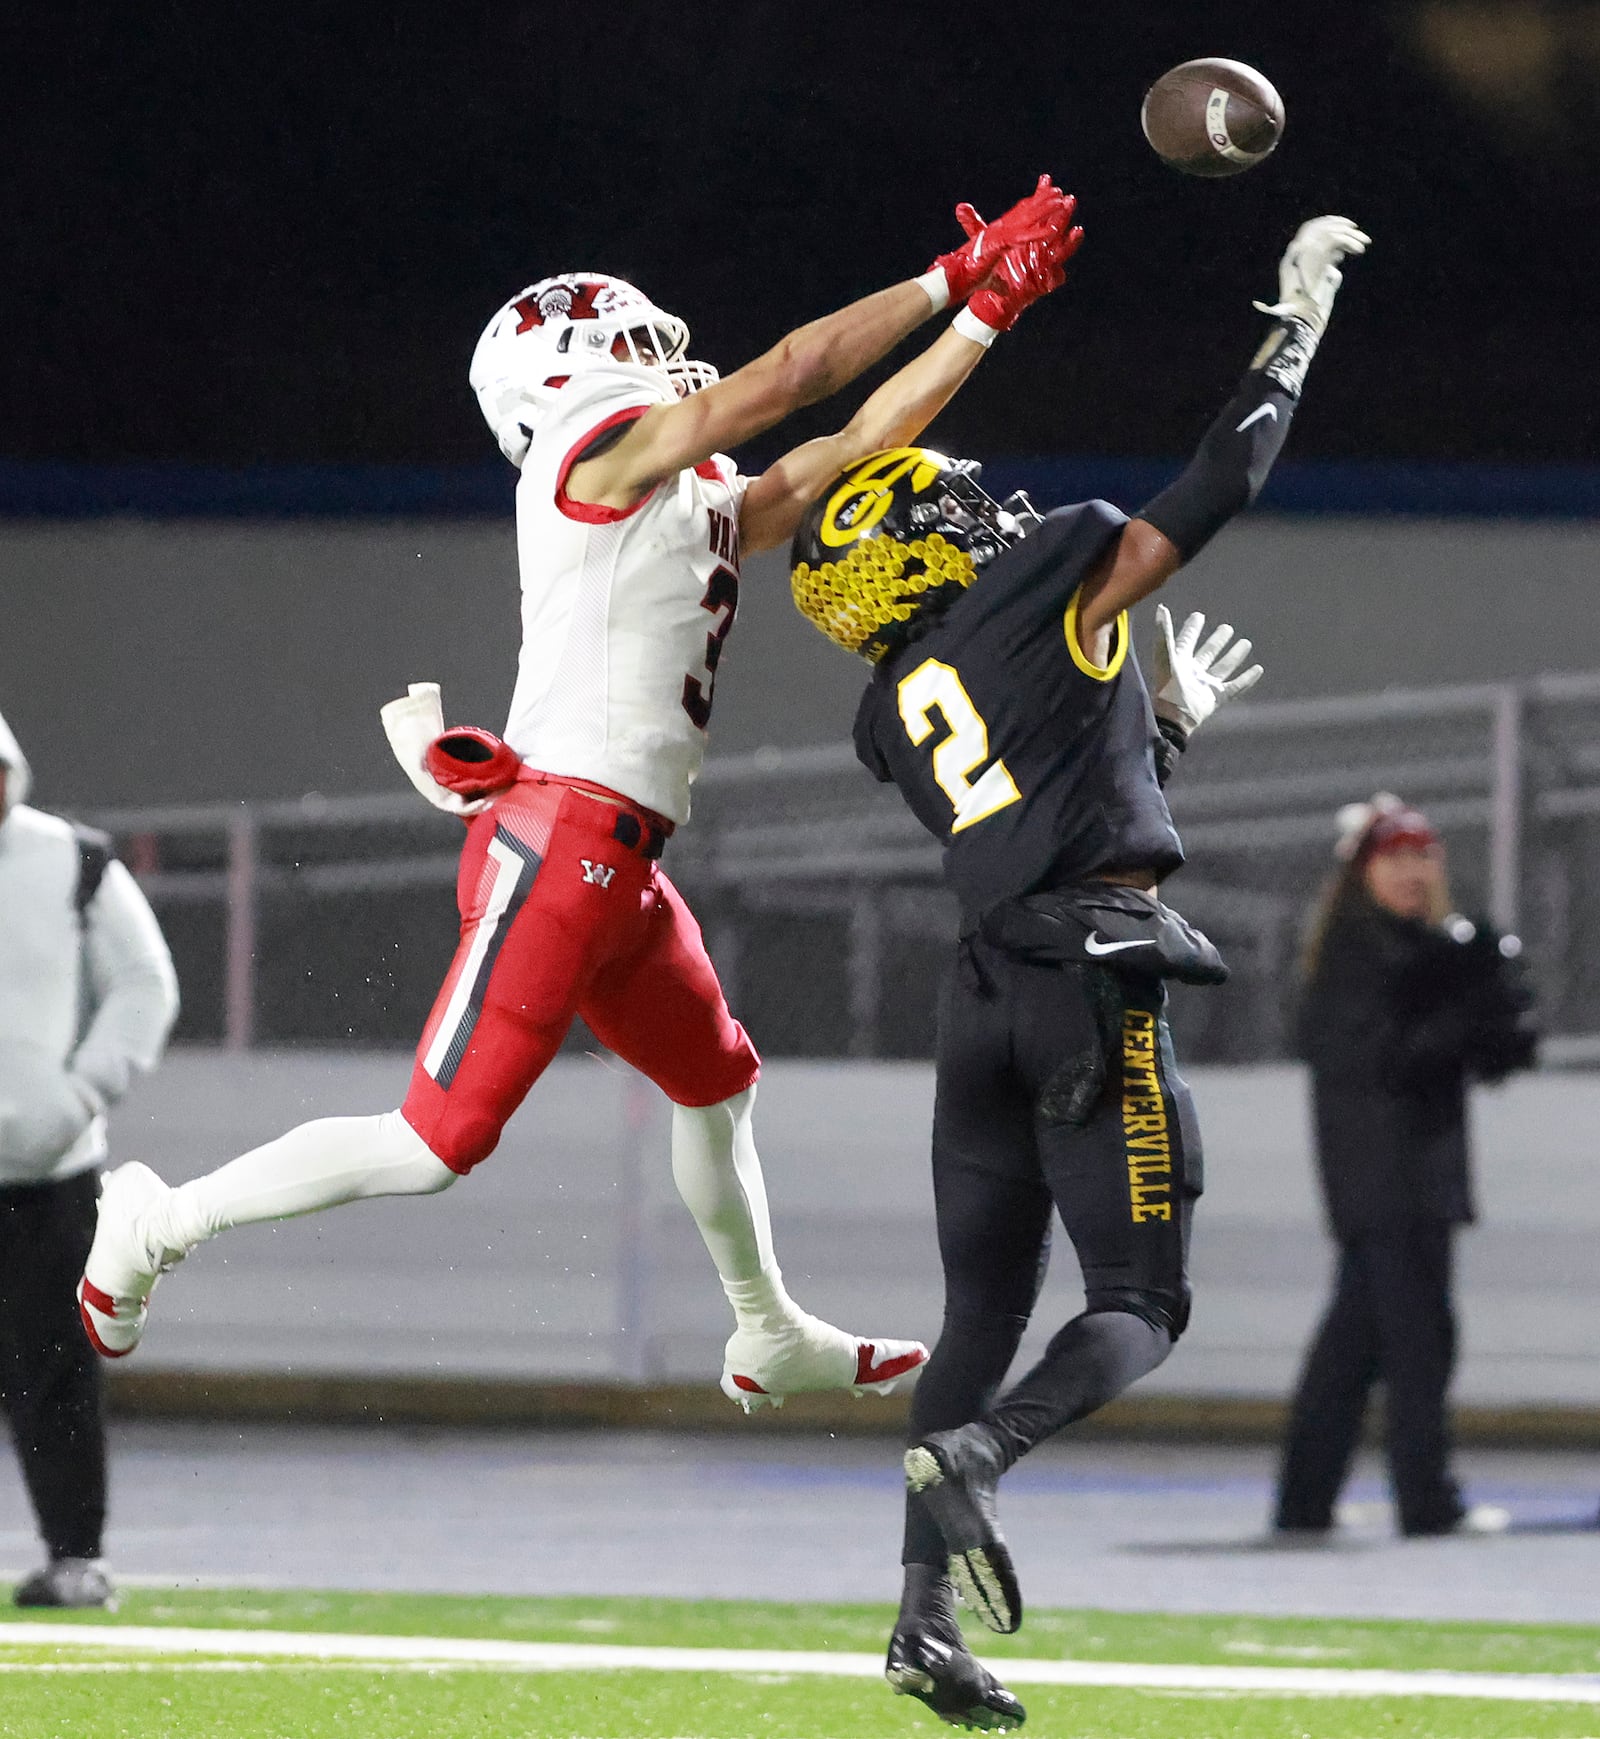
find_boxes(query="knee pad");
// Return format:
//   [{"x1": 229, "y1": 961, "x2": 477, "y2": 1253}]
[{"x1": 1084, "y1": 1285, "x2": 1190, "y2": 1342}]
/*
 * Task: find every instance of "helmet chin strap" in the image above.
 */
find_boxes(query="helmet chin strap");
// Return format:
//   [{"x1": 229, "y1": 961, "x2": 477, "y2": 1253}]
[{"x1": 997, "y1": 490, "x2": 1045, "y2": 538}]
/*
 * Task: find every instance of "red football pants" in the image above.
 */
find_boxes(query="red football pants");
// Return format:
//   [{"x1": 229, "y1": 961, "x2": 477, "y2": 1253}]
[{"x1": 401, "y1": 770, "x2": 760, "y2": 1173}]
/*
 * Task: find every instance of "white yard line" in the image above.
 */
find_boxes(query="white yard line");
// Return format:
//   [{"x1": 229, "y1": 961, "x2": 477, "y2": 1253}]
[
  {"x1": 0, "y1": 1662, "x2": 275, "y2": 1673},
  {"x1": 1, "y1": 1624, "x2": 1599, "y2": 1705}
]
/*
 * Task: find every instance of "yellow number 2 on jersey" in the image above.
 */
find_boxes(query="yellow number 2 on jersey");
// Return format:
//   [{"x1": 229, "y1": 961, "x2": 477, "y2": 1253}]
[{"x1": 896, "y1": 658, "x2": 1023, "y2": 834}]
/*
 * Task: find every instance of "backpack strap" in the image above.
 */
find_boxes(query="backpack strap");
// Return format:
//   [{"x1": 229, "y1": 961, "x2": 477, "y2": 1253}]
[{"x1": 71, "y1": 824, "x2": 114, "y2": 916}]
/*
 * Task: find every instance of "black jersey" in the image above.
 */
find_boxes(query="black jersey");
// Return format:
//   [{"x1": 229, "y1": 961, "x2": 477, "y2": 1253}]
[{"x1": 853, "y1": 500, "x2": 1184, "y2": 916}]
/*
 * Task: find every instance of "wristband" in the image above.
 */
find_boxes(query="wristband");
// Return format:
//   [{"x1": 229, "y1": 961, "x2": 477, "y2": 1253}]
[
  {"x1": 1155, "y1": 713, "x2": 1191, "y2": 751},
  {"x1": 1152, "y1": 716, "x2": 1188, "y2": 789},
  {"x1": 1249, "y1": 314, "x2": 1321, "y2": 400},
  {"x1": 914, "y1": 268, "x2": 951, "y2": 313},
  {"x1": 952, "y1": 306, "x2": 1000, "y2": 348}
]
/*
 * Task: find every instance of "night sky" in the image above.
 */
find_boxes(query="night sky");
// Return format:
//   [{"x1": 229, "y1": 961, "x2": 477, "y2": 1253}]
[{"x1": 8, "y1": 1, "x2": 1595, "y2": 470}]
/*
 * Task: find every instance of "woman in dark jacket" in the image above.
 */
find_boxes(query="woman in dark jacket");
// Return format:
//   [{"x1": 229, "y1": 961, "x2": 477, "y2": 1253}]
[{"x1": 1273, "y1": 794, "x2": 1537, "y2": 1537}]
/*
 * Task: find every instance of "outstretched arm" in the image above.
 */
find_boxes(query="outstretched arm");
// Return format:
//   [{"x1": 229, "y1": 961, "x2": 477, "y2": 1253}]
[
  {"x1": 568, "y1": 177, "x2": 1075, "y2": 513},
  {"x1": 1075, "y1": 216, "x2": 1371, "y2": 645},
  {"x1": 741, "y1": 219, "x2": 1084, "y2": 553},
  {"x1": 738, "y1": 326, "x2": 987, "y2": 554}
]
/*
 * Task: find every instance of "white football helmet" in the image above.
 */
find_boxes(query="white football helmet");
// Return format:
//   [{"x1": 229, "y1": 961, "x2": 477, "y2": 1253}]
[{"x1": 469, "y1": 273, "x2": 719, "y2": 464}]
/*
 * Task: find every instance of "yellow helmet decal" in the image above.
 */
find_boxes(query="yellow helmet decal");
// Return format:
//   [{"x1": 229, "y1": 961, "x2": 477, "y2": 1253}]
[
  {"x1": 791, "y1": 530, "x2": 977, "y2": 661},
  {"x1": 818, "y1": 448, "x2": 949, "y2": 549}
]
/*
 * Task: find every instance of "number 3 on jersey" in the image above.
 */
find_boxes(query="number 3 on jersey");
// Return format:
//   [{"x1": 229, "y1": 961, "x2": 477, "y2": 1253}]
[
  {"x1": 896, "y1": 658, "x2": 1022, "y2": 833},
  {"x1": 681, "y1": 564, "x2": 739, "y2": 730}
]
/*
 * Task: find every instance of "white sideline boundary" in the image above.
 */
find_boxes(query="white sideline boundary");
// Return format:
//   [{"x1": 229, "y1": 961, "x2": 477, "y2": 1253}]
[{"x1": 3, "y1": 1625, "x2": 1600, "y2": 1704}]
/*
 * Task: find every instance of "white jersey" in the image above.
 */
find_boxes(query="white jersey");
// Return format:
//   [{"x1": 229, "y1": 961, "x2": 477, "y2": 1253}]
[
  {"x1": 0, "y1": 709, "x2": 179, "y2": 1185},
  {"x1": 503, "y1": 367, "x2": 748, "y2": 825}
]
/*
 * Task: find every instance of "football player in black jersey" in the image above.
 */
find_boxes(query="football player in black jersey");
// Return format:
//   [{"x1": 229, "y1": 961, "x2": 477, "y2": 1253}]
[{"x1": 789, "y1": 213, "x2": 1369, "y2": 1730}]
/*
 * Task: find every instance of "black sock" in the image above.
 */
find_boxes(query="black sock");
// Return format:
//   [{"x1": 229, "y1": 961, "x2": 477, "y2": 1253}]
[{"x1": 983, "y1": 1310, "x2": 1171, "y2": 1465}]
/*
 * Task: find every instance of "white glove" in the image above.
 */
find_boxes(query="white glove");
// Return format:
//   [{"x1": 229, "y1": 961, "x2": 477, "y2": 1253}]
[
  {"x1": 379, "y1": 682, "x2": 489, "y2": 818},
  {"x1": 1154, "y1": 606, "x2": 1264, "y2": 736},
  {"x1": 1254, "y1": 214, "x2": 1371, "y2": 335}
]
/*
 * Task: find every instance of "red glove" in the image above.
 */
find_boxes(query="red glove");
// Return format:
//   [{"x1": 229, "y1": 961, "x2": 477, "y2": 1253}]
[
  {"x1": 927, "y1": 174, "x2": 1074, "y2": 306},
  {"x1": 964, "y1": 214, "x2": 1085, "y2": 334},
  {"x1": 424, "y1": 727, "x2": 522, "y2": 799}
]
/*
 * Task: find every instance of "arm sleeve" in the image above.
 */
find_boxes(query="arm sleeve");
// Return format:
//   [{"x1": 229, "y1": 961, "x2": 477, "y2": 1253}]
[
  {"x1": 70, "y1": 860, "x2": 180, "y2": 1109},
  {"x1": 1135, "y1": 313, "x2": 1320, "y2": 563}
]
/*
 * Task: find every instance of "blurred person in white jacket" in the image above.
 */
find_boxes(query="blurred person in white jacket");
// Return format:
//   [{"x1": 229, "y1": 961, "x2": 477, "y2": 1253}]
[{"x1": 0, "y1": 709, "x2": 178, "y2": 1607}]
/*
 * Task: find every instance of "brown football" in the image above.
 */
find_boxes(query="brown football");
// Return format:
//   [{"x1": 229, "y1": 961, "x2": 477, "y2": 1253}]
[{"x1": 1141, "y1": 58, "x2": 1284, "y2": 177}]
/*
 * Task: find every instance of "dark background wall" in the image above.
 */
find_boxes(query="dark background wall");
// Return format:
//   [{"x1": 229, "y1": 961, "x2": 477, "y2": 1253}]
[
  {"x1": 6, "y1": 0, "x2": 1597, "y2": 471},
  {"x1": 7, "y1": 0, "x2": 1599, "y2": 809},
  {"x1": 3, "y1": 511, "x2": 1595, "y2": 809}
]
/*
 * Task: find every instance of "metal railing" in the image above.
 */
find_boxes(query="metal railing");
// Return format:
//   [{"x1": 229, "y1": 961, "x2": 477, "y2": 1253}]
[{"x1": 81, "y1": 672, "x2": 1600, "y2": 1060}]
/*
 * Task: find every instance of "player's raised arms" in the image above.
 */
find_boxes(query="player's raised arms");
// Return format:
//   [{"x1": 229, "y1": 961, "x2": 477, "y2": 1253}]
[
  {"x1": 1074, "y1": 215, "x2": 1370, "y2": 652},
  {"x1": 567, "y1": 178, "x2": 1080, "y2": 518},
  {"x1": 741, "y1": 229, "x2": 1080, "y2": 553}
]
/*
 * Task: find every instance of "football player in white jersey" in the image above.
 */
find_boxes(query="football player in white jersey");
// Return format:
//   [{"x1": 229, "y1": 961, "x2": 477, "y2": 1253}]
[{"x1": 79, "y1": 179, "x2": 1084, "y2": 1413}]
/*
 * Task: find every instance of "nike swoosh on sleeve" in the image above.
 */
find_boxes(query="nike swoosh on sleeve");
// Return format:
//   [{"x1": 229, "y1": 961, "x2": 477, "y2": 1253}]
[
  {"x1": 1084, "y1": 934, "x2": 1158, "y2": 956},
  {"x1": 1236, "y1": 403, "x2": 1279, "y2": 432}
]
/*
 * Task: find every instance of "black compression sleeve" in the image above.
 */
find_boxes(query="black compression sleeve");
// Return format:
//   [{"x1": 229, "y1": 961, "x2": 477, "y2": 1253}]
[{"x1": 1137, "y1": 313, "x2": 1319, "y2": 562}]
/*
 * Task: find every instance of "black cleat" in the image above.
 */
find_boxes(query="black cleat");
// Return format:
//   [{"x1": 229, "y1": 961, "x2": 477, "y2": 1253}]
[
  {"x1": 886, "y1": 1616, "x2": 1026, "y2": 1730},
  {"x1": 905, "y1": 1425, "x2": 1022, "y2": 1634}
]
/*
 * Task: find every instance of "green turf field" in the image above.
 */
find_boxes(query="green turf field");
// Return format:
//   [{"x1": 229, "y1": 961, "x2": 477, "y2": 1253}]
[{"x1": 6, "y1": 1587, "x2": 1600, "y2": 1739}]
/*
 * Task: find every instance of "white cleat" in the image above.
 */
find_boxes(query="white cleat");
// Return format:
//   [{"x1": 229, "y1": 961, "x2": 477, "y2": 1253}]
[
  {"x1": 1454, "y1": 1503, "x2": 1513, "y2": 1537},
  {"x1": 721, "y1": 1311, "x2": 928, "y2": 1413},
  {"x1": 76, "y1": 1162, "x2": 185, "y2": 1359}
]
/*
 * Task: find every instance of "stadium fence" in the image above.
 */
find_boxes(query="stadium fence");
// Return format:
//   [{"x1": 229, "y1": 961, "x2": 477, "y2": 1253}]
[{"x1": 83, "y1": 671, "x2": 1600, "y2": 1065}]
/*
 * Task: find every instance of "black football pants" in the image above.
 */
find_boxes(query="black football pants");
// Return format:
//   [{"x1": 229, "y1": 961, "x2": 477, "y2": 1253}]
[
  {"x1": 904, "y1": 937, "x2": 1202, "y2": 1566},
  {"x1": 0, "y1": 1171, "x2": 107, "y2": 1561},
  {"x1": 1274, "y1": 1220, "x2": 1462, "y2": 1535}
]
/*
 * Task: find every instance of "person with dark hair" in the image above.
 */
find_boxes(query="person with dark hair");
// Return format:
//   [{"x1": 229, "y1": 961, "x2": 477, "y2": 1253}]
[{"x1": 1273, "y1": 793, "x2": 1537, "y2": 1540}]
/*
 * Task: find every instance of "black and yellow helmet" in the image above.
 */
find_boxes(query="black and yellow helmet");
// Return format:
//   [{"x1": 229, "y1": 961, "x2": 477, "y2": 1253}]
[{"x1": 789, "y1": 447, "x2": 1040, "y2": 661}]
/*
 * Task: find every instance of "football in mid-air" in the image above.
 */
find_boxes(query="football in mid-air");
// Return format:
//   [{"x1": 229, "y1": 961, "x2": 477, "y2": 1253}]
[{"x1": 1141, "y1": 58, "x2": 1284, "y2": 177}]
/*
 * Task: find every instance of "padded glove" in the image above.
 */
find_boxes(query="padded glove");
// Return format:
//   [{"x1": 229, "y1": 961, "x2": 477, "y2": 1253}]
[
  {"x1": 424, "y1": 726, "x2": 523, "y2": 799},
  {"x1": 927, "y1": 174, "x2": 1075, "y2": 305},
  {"x1": 962, "y1": 217, "x2": 1085, "y2": 336},
  {"x1": 1254, "y1": 215, "x2": 1371, "y2": 335},
  {"x1": 1154, "y1": 605, "x2": 1264, "y2": 735},
  {"x1": 380, "y1": 683, "x2": 491, "y2": 818}
]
